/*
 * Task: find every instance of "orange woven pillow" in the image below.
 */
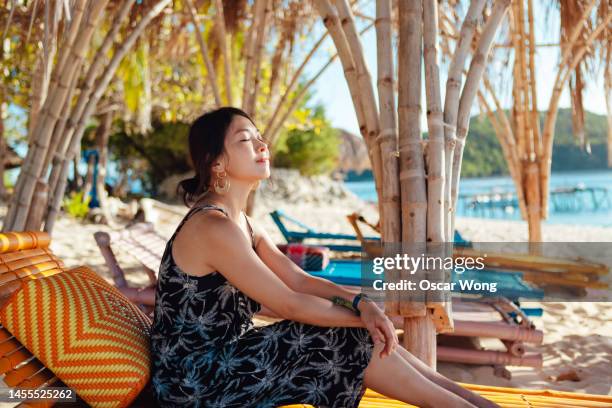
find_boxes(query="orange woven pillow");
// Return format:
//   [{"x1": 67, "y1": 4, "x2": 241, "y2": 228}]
[{"x1": 0, "y1": 266, "x2": 152, "y2": 408}]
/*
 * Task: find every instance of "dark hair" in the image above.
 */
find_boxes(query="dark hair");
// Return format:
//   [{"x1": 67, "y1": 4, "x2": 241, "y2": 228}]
[{"x1": 178, "y1": 106, "x2": 255, "y2": 206}]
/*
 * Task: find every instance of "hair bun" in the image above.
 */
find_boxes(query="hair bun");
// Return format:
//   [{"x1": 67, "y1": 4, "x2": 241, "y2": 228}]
[{"x1": 178, "y1": 175, "x2": 199, "y2": 195}]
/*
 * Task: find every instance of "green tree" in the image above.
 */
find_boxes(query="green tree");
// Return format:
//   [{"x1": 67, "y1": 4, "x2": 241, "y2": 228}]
[{"x1": 273, "y1": 105, "x2": 340, "y2": 176}]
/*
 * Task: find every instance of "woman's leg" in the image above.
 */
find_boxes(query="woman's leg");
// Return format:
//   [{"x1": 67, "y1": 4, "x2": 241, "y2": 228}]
[
  {"x1": 392, "y1": 345, "x2": 500, "y2": 408},
  {"x1": 362, "y1": 342, "x2": 478, "y2": 408}
]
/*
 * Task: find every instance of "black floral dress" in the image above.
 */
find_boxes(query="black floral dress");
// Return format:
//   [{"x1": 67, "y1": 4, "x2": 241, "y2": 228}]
[{"x1": 150, "y1": 204, "x2": 375, "y2": 408}]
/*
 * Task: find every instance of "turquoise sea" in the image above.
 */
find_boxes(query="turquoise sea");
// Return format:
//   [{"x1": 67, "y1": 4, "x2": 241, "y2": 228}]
[{"x1": 344, "y1": 169, "x2": 612, "y2": 228}]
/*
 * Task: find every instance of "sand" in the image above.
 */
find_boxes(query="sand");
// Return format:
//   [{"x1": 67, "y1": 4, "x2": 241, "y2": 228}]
[{"x1": 0, "y1": 196, "x2": 611, "y2": 399}]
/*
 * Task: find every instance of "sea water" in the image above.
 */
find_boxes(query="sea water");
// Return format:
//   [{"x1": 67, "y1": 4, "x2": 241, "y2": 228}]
[{"x1": 344, "y1": 169, "x2": 612, "y2": 228}]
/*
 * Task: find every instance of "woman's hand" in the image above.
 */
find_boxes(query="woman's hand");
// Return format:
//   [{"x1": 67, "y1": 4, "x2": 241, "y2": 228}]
[{"x1": 358, "y1": 299, "x2": 399, "y2": 358}]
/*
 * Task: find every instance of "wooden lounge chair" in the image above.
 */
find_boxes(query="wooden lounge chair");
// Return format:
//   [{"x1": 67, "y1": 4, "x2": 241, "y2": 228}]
[
  {"x1": 347, "y1": 212, "x2": 609, "y2": 292},
  {"x1": 270, "y1": 209, "x2": 471, "y2": 252},
  {"x1": 2, "y1": 231, "x2": 611, "y2": 407}
]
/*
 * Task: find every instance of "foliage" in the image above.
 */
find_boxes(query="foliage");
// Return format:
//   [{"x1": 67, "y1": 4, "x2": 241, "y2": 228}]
[
  {"x1": 62, "y1": 191, "x2": 91, "y2": 219},
  {"x1": 273, "y1": 104, "x2": 340, "y2": 176},
  {"x1": 104, "y1": 118, "x2": 192, "y2": 195},
  {"x1": 458, "y1": 108, "x2": 610, "y2": 177},
  {"x1": 345, "y1": 108, "x2": 611, "y2": 181}
]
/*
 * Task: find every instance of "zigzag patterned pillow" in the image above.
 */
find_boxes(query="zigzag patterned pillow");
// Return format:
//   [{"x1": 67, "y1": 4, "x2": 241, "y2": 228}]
[{"x1": 0, "y1": 266, "x2": 152, "y2": 408}]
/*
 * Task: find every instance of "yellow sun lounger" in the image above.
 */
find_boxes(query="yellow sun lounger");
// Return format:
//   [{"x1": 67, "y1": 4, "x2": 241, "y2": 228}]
[{"x1": 283, "y1": 385, "x2": 612, "y2": 407}]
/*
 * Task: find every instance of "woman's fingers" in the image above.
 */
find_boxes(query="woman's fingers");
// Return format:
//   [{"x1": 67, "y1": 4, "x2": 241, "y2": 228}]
[
  {"x1": 378, "y1": 319, "x2": 397, "y2": 357},
  {"x1": 367, "y1": 323, "x2": 383, "y2": 344}
]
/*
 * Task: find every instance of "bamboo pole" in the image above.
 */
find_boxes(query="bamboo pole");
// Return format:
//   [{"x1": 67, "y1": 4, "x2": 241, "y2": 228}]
[
  {"x1": 423, "y1": 0, "x2": 453, "y2": 341},
  {"x1": 2, "y1": 0, "x2": 87, "y2": 231},
  {"x1": 185, "y1": 0, "x2": 221, "y2": 107},
  {"x1": 46, "y1": 0, "x2": 137, "y2": 201},
  {"x1": 0, "y1": 93, "x2": 6, "y2": 201},
  {"x1": 28, "y1": 0, "x2": 60, "y2": 141},
  {"x1": 450, "y1": 0, "x2": 512, "y2": 240},
  {"x1": 442, "y1": 0, "x2": 486, "y2": 242},
  {"x1": 397, "y1": 0, "x2": 427, "y2": 320},
  {"x1": 423, "y1": 0, "x2": 445, "y2": 244},
  {"x1": 44, "y1": 0, "x2": 173, "y2": 234},
  {"x1": 242, "y1": 0, "x2": 266, "y2": 113},
  {"x1": 375, "y1": 0, "x2": 401, "y2": 320},
  {"x1": 264, "y1": 23, "x2": 375, "y2": 152},
  {"x1": 333, "y1": 0, "x2": 384, "y2": 213},
  {"x1": 312, "y1": 0, "x2": 365, "y2": 135},
  {"x1": 214, "y1": 0, "x2": 233, "y2": 105},
  {"x1": 312, "y1": 0, "x2": 382, "y2": 206},
  {"x1": 246, "y1": 0, "x2": 272, "y2": 120},
  {"x1": 5, "y1": 0, "x2": 108, "y2": 232},
  {"x1": 540, "y1": 12, "x2": 612, "y2": 219},
  {"x1": 263, "y1": 31, "x2": 329, "y2": 145}
]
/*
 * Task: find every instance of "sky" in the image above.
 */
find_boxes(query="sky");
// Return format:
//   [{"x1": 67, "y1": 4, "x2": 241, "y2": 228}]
[{"x1": 303, "y1": 3, "x2": 609, "y2": 136}]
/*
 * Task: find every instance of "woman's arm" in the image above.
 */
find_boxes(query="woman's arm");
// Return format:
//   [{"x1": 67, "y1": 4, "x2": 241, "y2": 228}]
[
  {"x1": 188, "y1": 212, "x2": 363, "y2": 328},
  {"x1": 250, "y1": 218, "x2": 365, "y2": 304}
]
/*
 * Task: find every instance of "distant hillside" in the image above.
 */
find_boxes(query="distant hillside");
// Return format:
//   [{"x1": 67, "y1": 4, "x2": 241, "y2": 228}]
[{"x1": 342, "y1": 108, "x2": 610, "y2": 181}]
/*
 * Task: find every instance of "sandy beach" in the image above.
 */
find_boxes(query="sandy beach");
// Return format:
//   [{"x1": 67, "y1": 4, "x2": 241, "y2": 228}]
[{"x1": 0, "y1": 174, "x2": 610, "y2": 398}]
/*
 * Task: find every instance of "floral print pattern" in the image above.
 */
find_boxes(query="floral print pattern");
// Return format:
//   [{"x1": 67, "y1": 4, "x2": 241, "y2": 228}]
[{"x1": 150, "y1": 204, "x2": 375, "y2": 407}]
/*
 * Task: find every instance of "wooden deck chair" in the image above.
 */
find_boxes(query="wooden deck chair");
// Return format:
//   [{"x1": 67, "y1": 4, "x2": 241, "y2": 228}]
[
  {"x1": 271, "y1": 209, "x2": 469, "y2": 251},
  {"x1": 2, "y1": 232, "x2": 611, "y2": 407},
  {"x1": 93, "y1": 222, "x2": 165, "y2": 317},
  {"x1": 347, "y1": 212, "x2": 609, "y2": 292}
]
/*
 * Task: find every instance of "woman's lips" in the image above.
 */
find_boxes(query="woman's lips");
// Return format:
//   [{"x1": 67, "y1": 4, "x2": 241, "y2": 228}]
[{"x1": 256, "y1": 158, "x2": 269, "y2": 163}]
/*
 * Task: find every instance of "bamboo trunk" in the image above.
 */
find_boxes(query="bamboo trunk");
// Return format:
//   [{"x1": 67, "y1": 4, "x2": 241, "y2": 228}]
[
  {"x1": 3, "y1": 0, "x2": 88, "y2": 232},
  {"x1": 0, "y1": 108, "x2": 6, "y2": 201},
  {"x1": 185, "y1": 0, "x2": 221, "y2": 107},
  {"x1": 0, "y1": 89, "x2": 6, "y2": 201},
  {"x1": 423, "y1": 0, "x2": 445, "y2": 245},
  {"x1": 450, "y1": 0, "x2": 511, "y2": 240},
  {"x1": 334, "y1": 0, "x2": 383, "y2": 209},
  {"x1": 246, "y1": 0, "x2": 272, "y2": 120},
  {"x1": 5, "y1": 0, "x2": 107, "y2": 232},
  {"x1": 94, "y1": 110, "x2": 115, "y2": 226},
  {"x1": 214, "y1": 0, "x2": 233, "y2": 105},
  {"x1": 48, "y1": 0, "x2": 135, "y2": 176},
  {"x1": 403, "y1": 309, "x2": 436, "y2": 368},
  {"x1": 442, "y1": 0, "x2": 486, "y2": 241},
  {"x1": 312, "y1": 0, "x2": 383, "y2": 206},
  {"x1": 605, "y1": 42, "x2": 611, "y2": 167},
  {"x1": 398, "y1": 0, "x2": 433, "y2": 366},
  {"x1": 44, "y1": 0, "x2": 173, "y2": 234},
  {"x1": 263, "y1": 31, "x2": 329, "y2": 146},
  {"x1": 28, "y1": 0, "x2": 59, "y2": 142},
  {"x1": 397, "y1": 0, "x2": 427, "y2": 319},
  {"x1": 540, "y1": 5, "x2": 609, "y2": 219},
  {"x1": 375, "y1": 0, "x2": 401, "y2": 320},
  {"x1": 241, "y1": 0, "x2": 266, "y2": 112},
  {"x1": 24, "y1": 182, "x2": 48, "y2": 232}
]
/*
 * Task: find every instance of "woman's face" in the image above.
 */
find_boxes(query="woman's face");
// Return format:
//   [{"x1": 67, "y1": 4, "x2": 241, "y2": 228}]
[{"x1": 217, "y1": 114, "x2": 270, "y2": 182}]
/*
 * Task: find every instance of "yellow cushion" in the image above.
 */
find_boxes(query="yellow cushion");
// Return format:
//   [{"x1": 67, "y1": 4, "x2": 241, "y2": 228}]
[{"x1": 0, "y1": 266, "x2": 152, "y2": 408}]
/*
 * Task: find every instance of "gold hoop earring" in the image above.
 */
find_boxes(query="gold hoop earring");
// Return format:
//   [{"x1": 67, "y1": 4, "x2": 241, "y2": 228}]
[{"x1": 214, "y1": 170, "x2": 230, "y2": 194}]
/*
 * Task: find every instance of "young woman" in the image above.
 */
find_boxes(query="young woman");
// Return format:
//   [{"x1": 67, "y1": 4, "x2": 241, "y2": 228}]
[{"x1": 150, "y1": 107, "x2": 500, "y2": 408}]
